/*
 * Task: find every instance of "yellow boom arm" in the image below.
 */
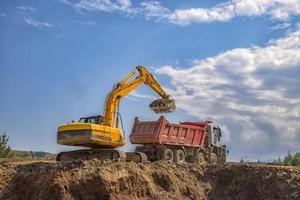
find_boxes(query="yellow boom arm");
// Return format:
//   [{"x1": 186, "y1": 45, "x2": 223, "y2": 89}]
[{"x1": 103, "y1": 66, "x2": 174, "y2": 128}]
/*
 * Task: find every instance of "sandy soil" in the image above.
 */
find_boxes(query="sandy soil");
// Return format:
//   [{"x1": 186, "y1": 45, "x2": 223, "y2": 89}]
[{"x1": 0, "y1": 160, "x2": 299, "y2": 200}]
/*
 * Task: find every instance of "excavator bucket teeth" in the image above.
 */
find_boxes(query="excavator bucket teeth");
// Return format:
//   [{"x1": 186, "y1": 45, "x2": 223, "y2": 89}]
[{"x1": 149, "y1": 99, "x2": 176, "y2": 113}]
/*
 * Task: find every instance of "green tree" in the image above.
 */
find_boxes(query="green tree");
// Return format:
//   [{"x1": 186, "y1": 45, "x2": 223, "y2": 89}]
[
  {"x1": 291, "y1": 152, "x2": 300, "y2": 166},
  {"x1": 283, "y1": 150, "x2": 293, "y2": 166},
  {"x1": 240, "y1": 158, "x2": 244, "y2": 163},
  {"x1": 0, "y1": 132, "x2": 11, "y2": 158}
]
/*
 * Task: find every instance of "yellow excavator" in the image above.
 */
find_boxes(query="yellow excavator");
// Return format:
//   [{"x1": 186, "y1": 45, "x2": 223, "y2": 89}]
[{"x1": 56, "y1": 66, "x2": 175, "y2": 162}]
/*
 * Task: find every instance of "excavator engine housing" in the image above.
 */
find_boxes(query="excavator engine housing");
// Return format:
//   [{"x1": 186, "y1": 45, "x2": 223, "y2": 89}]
[{"x1": 57, "y1": 120, "x2": 125, "y2": 148}]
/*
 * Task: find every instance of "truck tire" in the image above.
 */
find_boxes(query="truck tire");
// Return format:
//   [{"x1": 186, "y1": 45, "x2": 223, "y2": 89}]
[
  {"x1": 210, "y1": 153, "x2": 217, "y2": 165},
  {"x1": 174, "y1": 149, "x2": 185, "y2": 163},
  {"x1": 196, "y1": 152, "x2": 206, "y2": 164},
  {"x1": 163, "y1": 148, "x2": 174, "y2": 161}
]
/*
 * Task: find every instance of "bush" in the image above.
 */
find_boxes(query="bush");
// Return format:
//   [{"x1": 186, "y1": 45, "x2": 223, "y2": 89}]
[
  {"x1": 291, "y1": 153, "x2": 300, "y2": 166},
  {"x1": 283, "y1": 151, "x2": 300, "y2": 166},
  {"x1": 0, "y1": 132, "x2": 11, "y2": 158}
]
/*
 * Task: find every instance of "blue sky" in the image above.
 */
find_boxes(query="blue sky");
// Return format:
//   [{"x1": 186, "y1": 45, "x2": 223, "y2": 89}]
[{"x1": 0, "y1": 0, "x2": 299, "y2": 161}]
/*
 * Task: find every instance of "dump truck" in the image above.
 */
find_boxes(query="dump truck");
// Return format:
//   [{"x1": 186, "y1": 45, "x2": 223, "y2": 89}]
[{"x1": 130, "y1": 116, "x2": 226, "y2": 164}]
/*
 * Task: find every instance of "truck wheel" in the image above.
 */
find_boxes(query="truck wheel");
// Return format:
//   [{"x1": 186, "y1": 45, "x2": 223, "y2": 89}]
[
  {"x1": 174, "y1": 149, "x2": 185, "y2": 163},
  {"x1": 163, "y1": 149, "x2": 174, "y2": 161},
  {"x1": 196, "y1": 152, "x2": 206, "y2": 164},
  {"x1": 210, "y1": 153, "x2": 217, "y2": 165}
]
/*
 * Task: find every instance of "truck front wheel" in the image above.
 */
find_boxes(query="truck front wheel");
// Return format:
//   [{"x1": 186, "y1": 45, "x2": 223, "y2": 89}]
[{"x1": 174, "y1": 149, "x2": 185, "y2": 163}]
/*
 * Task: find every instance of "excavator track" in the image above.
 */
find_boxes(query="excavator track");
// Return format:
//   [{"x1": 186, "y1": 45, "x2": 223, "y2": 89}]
[
  {"x1": 57, "y1": 149, "x2": 148, "y2": 163},
  {"x1": 56, "y1": 149, "x2": 126, "y2": 162}
]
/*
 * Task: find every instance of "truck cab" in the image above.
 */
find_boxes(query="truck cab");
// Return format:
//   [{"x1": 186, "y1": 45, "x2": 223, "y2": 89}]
[{"x1": 207, "y1": 122, "x2": 226, "y2": 163}]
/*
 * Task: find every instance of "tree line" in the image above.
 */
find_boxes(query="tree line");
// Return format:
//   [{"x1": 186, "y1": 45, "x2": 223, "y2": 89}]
[
  {"x1": 240, "y1": 151, "x2": 300, "y2": 166},
  {"x1": 0, "y1": 132, "x2": 55, "y2": 160},
  {"x1": 280, "y1": 151, "x2": 300, "y2": 166}
]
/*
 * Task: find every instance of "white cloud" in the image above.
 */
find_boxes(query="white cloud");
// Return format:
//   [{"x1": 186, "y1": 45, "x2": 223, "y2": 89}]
[
  {"x1": 17, "y1": 6, "x2": 36, "y2": 12},
  {"x1": 155, "y1": 27, "x2": 300, "y2": 160},
  {"x1": 140, "y1": 1, "x2": 170, "y2": 20},
  {"x1": 62, "y1": 0, "x2": 135, "y2": 14},
  {"x1": 270, "y1": 22, "x2": 291, "y2": 31},
  {"x1": 24, "y1": 17, "x2": 53, "y2": 28},
  {"x1": 165, "y1": 0, "x2": 300, "y2": 25},
  {"x1": 167, "y1": 2, "x2": 235, "y2": 25},
  {"x1": 62, "y1": 0, "x2": 300, "y2": 26}
]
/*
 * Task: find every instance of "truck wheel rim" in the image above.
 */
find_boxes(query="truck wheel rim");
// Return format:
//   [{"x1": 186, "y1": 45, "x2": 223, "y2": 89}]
[
  {"x1": 197, "y1": 153, "x2": 206, "y2": 164},
  {"x1": 175, "y1": 150, "x2": 185, "y2": 163},
  {"x1": 178, "y1": 153, "x2": 185, "y2": 162},
  {"x1": 165, "y1": 149, "x2": 173, "y2": 161},
  {"x1": 211, "y1": 154, "x2": 217, "y2": 165}
]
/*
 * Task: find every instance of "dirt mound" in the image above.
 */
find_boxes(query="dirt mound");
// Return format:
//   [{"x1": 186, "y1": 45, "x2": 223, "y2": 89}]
[
  {"x1": 0, "y1": 160, "x2": 299, "y2": 200},
  {"x1": 208, "y1": 164, "x2": 300, "y2": 200}
]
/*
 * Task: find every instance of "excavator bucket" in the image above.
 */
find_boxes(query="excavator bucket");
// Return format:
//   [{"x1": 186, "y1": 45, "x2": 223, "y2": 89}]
[{"x1": 149, "y1": 98, "x2": 176, "y2": 113}]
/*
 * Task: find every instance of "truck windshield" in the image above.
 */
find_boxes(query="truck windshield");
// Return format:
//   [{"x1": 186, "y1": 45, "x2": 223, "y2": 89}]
[{"x1": 213, "y1": 127, "x2": 221, "y2": 142}]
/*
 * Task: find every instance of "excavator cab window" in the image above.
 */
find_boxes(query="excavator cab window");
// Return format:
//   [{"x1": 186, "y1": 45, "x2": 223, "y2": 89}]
[
  {"x1": 79, "y1": 115, "x2": 103, "y2": 124},
  {"x1": 90, "y1": 118, "x2": 96, "y2": 123},
  {"x1": 78, "y1": 118, "x2": 88, "y2": 123}
]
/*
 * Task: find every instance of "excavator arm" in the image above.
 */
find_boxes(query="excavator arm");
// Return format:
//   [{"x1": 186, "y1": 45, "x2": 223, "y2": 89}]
[{"x1": 103, "y1": 66, "x2": 175, "y2": 128}]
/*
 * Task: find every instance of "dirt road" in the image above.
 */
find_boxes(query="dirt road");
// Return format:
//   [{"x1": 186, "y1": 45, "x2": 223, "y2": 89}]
[{"x1": 0, "y1": 160, "x2": 299, "y2": 200}]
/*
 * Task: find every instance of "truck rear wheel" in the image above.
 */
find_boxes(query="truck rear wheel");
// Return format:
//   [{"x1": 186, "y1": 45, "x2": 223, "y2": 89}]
[
  {"x1": 210, "y1": 153, "x2": 217, "y2": 165},
  {"x1": 163, "y1": 148, "x2": 174, "y2": 161},
  {"x1": 196, "y1": 152, "x2": 206, "y2": 164},
  {"x1": 174, "y1": 149, "x2": 185, "y2": 163}
]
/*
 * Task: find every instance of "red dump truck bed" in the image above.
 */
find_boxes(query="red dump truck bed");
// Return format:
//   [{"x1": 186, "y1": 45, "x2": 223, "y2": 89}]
[{"x1": 130, "y1": 116, "x2": 208, "y2": 147}]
